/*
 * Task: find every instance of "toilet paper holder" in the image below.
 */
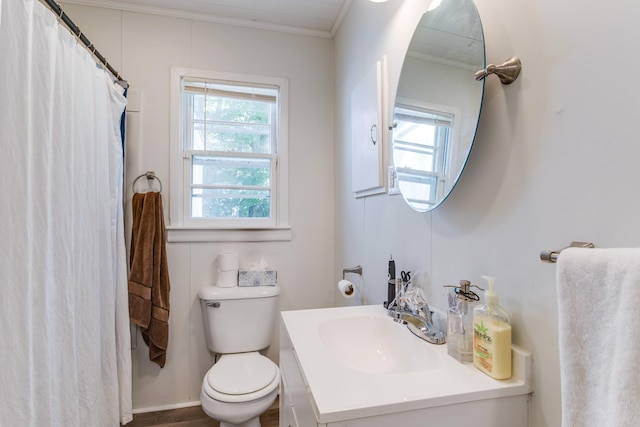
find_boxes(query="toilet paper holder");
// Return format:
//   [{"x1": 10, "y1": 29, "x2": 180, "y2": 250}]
[{"x1": 342, "y1": 265, "x2": 363, "y2": 279}]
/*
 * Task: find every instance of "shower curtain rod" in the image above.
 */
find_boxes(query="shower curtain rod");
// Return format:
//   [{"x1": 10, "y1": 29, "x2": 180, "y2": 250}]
[{"x1": 42, "y1": 0, "x2": 128, "y2": 87}]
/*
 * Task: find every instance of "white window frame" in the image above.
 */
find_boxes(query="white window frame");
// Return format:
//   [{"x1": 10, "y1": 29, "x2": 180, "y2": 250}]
[
  {"x1": 392, "y1": 98, "x2": 461, "y2": 211},
  {"x1": 169, "y1": 67, "x2": 290, "y2": 242}
]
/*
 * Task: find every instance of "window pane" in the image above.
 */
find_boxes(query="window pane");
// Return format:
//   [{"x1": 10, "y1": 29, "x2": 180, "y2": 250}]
[
  {"x1": 193, "y1": 94, "x2": 205, "y2": 120},
  {"x1": 192, "y1": 155, "x2": 271, "y2": 187},
  {"x1": 393, "y1": 105, "x2": 453, "y2": 175},
  {"x1": 186, "y1": 91, "x2": 275, "y2": 153},
  {"x1": 192, "y1": 188, "x2": 271, "y2": 219},
  {"x1": 397, "y1": 172, "x2": 438, "y2": 209},
  {"x1": 205, "y1": 96, "x2": 271, "y2": 124},
  {"x1": 204, "y1": 123, "x2": 271, "y2": 153},
  {"x1": 394, "y1": 132, "x2": 437, "y2": 172},
  {"x1": 396, "y1": 121, "x2": 437, "y2": 146},
  {"x1": 192, "y1": 122, "x2": 205, "y2": 150}
]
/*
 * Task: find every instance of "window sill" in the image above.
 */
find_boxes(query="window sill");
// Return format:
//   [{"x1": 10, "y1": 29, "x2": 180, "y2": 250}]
[{"x1": 166, "y1": 226, "x2": 292, "y2": 243}]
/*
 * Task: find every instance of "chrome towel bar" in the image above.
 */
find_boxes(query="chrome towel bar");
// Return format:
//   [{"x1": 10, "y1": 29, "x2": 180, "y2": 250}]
[{"x1": 540, "y1": 241, "x2": 595, "y2": 263}]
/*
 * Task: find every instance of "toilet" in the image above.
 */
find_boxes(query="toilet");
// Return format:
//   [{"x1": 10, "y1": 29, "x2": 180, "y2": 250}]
[{"x1": 198, "y1": 284, "x2": 280, "y2": 427}]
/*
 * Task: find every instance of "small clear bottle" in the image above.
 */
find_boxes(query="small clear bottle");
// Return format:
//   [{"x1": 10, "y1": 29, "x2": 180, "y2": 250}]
[{"x1": 445, "y1": 280, "x2": 481, "y2": 363}]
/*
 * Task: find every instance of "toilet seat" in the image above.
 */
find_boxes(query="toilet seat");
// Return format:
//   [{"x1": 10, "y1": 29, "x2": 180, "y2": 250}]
[
  {"x1": 202, "y1": 352, "x2": 280, "y2": 403},
  {"x1": 209, "y1": 353, "x2": 277, "y2": 395}
]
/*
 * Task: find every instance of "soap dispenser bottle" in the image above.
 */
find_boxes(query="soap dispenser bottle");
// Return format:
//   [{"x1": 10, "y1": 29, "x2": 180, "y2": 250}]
[
  {"x1": 445, "y1": 280, "x2": 481, "y2": 363},
  {"x1": 473, "y1": 275, "x2": 512, "y2": 379}
]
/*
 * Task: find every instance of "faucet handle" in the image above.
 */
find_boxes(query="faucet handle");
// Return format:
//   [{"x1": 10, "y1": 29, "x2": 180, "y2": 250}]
[{"x1": 396, "y1": 282, "x2": 430, "y2": 316}]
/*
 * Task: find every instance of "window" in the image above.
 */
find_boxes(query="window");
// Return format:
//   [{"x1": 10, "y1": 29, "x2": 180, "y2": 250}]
[
  {"x1": 170, "y1": 68, "x2": 289, "y2": 234},
  {"x1": 392, "y1": 104, "x2": 453, "y2": 210}
]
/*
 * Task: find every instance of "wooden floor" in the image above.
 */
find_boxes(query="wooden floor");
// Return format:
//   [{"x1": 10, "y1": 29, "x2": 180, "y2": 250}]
[{"x1": 123, "y1": 398, "x2": 279, "y2": 427}]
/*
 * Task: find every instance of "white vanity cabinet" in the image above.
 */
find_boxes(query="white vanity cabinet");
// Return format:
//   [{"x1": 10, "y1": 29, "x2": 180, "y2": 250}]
[
  {"x1": 279, "y1": 305, "x2": 532, "y2": 427},
  {"x1": 279, "y1": 339, "x2": 316, "y2": 427}
]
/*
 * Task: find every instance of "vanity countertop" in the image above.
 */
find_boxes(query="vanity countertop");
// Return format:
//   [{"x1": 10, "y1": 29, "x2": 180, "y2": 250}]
[{"x1": 280, "y1": 304, "x2": 532, "y2": 424}]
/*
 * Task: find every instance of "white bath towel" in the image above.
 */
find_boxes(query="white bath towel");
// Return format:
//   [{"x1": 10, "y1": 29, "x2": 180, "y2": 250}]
[{"x1": 557, "y1": 248, "x2": 640, "y2": 427}]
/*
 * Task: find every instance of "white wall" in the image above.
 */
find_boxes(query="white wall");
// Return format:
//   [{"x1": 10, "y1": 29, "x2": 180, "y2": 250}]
[
  {"x1": 62, "y1": 3, "x2": 335, "y2": 411},
  {"x1": 335, "y1": 1, "x2": 640, "y2": 426}
]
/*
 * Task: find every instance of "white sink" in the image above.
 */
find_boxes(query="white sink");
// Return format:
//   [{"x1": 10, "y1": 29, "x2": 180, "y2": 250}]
[
  {"x1": 318, "y1": 315, "x2": 440, "y2": 374},
  {"x1": 281, "y1": 305, "x2": 532, "y2": 425}
]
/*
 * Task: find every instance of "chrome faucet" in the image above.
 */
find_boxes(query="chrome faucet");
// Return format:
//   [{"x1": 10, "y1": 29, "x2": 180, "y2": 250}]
[{"x1": 388, "y1": 291, "x2": 446, "y2": 345}]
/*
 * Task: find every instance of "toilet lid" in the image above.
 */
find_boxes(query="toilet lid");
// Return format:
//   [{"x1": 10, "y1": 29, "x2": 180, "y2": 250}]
[{"x1": 207, "y1": 353, "x2": 277, "y2": 395}]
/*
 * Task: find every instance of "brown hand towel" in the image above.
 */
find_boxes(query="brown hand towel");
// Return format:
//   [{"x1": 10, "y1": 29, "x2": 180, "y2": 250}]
[{"x1": 128, "y1": 192, "x2": 170, "y2": 368}]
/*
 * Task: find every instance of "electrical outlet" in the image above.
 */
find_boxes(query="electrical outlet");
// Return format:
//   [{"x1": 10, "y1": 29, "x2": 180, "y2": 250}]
[{"x1": 388, "y1": 166, "x2": 400, "y2": 195}]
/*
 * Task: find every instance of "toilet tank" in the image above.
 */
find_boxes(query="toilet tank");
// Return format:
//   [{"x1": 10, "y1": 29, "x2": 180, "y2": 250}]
[{"x1": 198, "y1": 285, "x2": 280, "y2": 354}]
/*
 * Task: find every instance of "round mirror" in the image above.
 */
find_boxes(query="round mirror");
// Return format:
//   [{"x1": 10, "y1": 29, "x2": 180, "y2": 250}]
[{"x1": 392, "y1": 0, "x2": 485, "y2": 212}]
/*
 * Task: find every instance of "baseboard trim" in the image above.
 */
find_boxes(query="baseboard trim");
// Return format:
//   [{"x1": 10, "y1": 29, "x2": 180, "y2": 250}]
[{"x1": 133, "y1": 400, "x2": 201, "y2": 414}]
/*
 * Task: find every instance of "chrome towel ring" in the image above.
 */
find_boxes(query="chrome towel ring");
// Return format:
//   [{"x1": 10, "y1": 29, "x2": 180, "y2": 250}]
[{"x1": 132, "y1": 171, "x2": 163, "y2": 193}]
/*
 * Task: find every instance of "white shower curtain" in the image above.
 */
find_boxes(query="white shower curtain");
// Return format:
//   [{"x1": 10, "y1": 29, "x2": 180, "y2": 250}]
[{"x1": 0, "y1": 0, "x2": 132, "y2": 425}]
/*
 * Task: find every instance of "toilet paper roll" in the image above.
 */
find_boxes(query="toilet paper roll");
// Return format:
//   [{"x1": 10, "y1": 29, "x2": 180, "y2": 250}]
[
  {"x1": 337, "y1": 279, "x2": 356, "y2": 299},
  {"x1": 217, "y1": 269, "x2": 238, "y2": 288},
  {"x1": 218, "y1": 252, "x2": 239, "y2": 271}
]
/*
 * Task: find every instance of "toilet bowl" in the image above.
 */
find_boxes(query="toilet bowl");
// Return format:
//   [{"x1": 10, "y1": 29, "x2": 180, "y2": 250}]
[{"x1": 200, "y1": 352, "x2": 280, "y2": 427}]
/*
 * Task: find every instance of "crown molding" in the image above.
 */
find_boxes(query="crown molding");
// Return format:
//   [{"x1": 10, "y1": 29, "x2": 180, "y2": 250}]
[{"x1": 62, "y1": 0, "x2": 352, "y2": 38}]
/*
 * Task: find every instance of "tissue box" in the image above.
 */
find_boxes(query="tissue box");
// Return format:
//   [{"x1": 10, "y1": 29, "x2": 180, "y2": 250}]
[{"x1": 238, "y1": 270, "x2": 277, "y2": 286}]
